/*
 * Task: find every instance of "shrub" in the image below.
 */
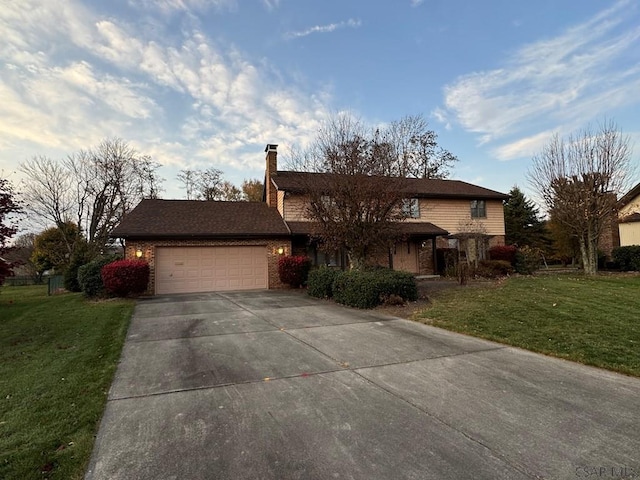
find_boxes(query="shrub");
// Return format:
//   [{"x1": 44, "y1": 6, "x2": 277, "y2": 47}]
[
  {"x1": 515, "y1": 246, "x2": 541, "y2": 274},
  {"x1": 332, "y1": 268, "x2": 418, "y2": 309},
  {"x1": 101, "y1": 260, "x2": 150, "y2": 297},
  {"x1": 488, "y1": 245, "x2": 517, "y2": 265},
  {"x1": 474, "y1": 260, "x2": 514, "y2": 279},
  {"x1": 307, "y1": 267, "x2": 340, "y2": 298},
  {"x1": 77, "y1": 255, "x2": 121, "y2": 298},
  {"x1": 64, "y1": 243, "x2": 92, "y2": 292},
  {"x1": 612, "y1": 246, "x2": 640, "y2": 271},
  {"x1": 278, "y1": 255, "x2": 312, "y2": 288}
]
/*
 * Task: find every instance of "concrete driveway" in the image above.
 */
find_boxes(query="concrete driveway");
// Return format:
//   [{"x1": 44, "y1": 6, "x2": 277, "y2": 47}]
[{"x1": 86, "y1": 290, "x2": 640, "y2": 480}]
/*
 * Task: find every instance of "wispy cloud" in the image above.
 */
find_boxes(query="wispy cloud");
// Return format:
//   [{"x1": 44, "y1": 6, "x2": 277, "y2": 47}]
[
  {"x1": 285, "y1": 18, "x2": 362, "y2": 40},
  {"x1": 128, "y1": 0, "x2": 236, "y2": 14},
  {"x1": 410, "y1": 0, "x2": 425, "y2": 7},
  {"x1": 262, "y1": 0, "x2": 280, "y2": 11},
  {"x1": 0, "y1": 0, "x2": 332, "y2": 192},
  {"x1": 436, "y1": 0, "x2": 640, "y2": 160}
]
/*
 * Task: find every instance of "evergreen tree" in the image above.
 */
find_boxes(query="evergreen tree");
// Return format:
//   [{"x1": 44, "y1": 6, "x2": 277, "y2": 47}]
[{"x1": 504, "y1": 186, "x2": 546, "y2": 247}]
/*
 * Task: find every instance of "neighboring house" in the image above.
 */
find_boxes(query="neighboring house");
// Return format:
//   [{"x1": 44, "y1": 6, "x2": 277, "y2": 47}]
[
  {"x1": 618, "y1": 182, "x2": 640, "y2": 247},
  {"x1": 111, "y1": 144, "x2": 507, "y2": 295}
]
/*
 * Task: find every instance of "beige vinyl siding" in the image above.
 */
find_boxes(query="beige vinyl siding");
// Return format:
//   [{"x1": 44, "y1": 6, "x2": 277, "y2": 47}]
[
  {"x1": 620, "y1": 196, "x2": 640, "y2": 217},
  {"x1": 283, "y1": 194, "x2": 309, "y2": 221},
  {"x1": 281, "y1": 191, "x2": 505, "y2": 235},
  {"x1": 619, "y1": 194, "x2": 640, "y2": 246},
  {"x1": 620, "y1": 223, "x2": 640, "y2": 246},
  {"x1": 407, "y1": 198, "x2": 505, "y2": 236}
]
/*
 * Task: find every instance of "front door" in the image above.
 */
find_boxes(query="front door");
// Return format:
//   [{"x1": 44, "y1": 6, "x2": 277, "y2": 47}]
[{"x1": 392, "y1": 242, "x2": 419, "y2": 274}]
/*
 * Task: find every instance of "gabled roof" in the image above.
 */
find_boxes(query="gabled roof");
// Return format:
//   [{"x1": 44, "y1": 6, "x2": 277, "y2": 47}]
[
  {"x1": 619, "y1": 182, "x2": 640, "y2": 207},
  {"x1": 270, "y1": 171, "x2": 508, "y2": 200},
  {"x1": 111, "y1": 199, "x2": 290, "y2": 238}
]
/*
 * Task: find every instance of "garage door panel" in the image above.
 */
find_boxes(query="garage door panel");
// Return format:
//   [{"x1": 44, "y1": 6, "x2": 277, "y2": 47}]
[{"x1": 156, "y1": 246, "x2": 268, "y2": 294}]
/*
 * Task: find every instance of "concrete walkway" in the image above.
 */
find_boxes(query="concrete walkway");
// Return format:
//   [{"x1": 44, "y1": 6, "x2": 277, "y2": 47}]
[{"x1": 86, "y1": 290, "x2": 640, "y2": 479}]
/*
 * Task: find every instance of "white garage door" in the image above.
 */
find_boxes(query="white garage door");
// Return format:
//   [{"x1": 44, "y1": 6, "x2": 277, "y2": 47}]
[{"x1": 155, "y1": 246, "x2": 268, "y2": 294}]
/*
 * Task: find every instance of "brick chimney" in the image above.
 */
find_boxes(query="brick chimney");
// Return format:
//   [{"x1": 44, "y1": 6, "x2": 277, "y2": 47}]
[{"x1": 265, "y1": 144, "x2": 278, "y2": 207}]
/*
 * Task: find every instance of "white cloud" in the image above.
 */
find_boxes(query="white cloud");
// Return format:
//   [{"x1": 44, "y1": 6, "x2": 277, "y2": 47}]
[
  {"x1": 285, "y1": 18, "x2": 362, "y2": 40},
  {"x1": 410, "y1": 0, "x2": 425, "y2": 7},
  {"x1": 492, "y1": 130, "x2": 557, "y2": 161},
  {"x1": 438, "y1": 0, "x2": 640, "y2": 158},
  {"x1": 0, "y1": 0, "x2": 333, "y2": 196}
]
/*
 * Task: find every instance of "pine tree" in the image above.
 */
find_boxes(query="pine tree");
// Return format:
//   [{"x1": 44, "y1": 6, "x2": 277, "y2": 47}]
[{"x1": 504, "y1": 186, "x2": 546, "y2": 247}]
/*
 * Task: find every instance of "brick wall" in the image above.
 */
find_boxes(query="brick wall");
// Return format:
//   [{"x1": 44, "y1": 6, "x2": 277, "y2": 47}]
[
  {"x1": 418, "y1": 241, "x2": 435, "y2": 275},
  {"x1": 124, "y1": 238, "x2": 292, "y2": 295}
]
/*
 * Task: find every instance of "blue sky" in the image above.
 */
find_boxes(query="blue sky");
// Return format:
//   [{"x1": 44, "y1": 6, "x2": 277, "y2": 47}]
[{"x1": 2, "y1": 0, "x2": 639, "y2": 202}]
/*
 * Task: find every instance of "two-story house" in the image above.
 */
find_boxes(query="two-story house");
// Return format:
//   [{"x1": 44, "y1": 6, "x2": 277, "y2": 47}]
[{"x1": 111, "y1": 144, "x2": 507, "y2": 295}]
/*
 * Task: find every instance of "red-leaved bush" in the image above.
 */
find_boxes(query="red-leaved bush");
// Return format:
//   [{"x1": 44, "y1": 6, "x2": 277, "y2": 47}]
[
  {"x1": 489, "y1": 245, "x2": 517, "y2": 265},
  {"x1": 278, "y1": 255, "x2": 312, "y2": 288},
  {"x1": 101, "y1": 260, "x2": 150, "y2": 297}
]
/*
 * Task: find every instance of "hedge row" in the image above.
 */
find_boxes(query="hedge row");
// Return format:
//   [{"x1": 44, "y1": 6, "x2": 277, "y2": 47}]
[
  {"x1": 308, "y1": 267, "x2": 418, "y2": 309},
  {"x1": 612, "y1": 246, "x2": 640, "y2": 271}
]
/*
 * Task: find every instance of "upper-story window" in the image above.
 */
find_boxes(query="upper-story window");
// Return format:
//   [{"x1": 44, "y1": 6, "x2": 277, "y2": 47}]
[
  {"x1": 470, "y1": 200, "x2": 487, "y2": 218},
  {"x1": 402, "y1": 198, "x2": 420, "y2": 218}
]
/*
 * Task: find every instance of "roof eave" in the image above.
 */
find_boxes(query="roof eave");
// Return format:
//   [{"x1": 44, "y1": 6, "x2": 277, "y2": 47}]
[{"x1": 109, "y1": 232, "x2": 290, "y2": 240}]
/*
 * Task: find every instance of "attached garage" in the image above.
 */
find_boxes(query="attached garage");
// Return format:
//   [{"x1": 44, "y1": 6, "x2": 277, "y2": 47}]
[
  {"x1": 110, "y1": 200, "x2": 292, "y2": 295},
  {"x1": 155, "y1": 246, "x2": 268, "y2": 294}
]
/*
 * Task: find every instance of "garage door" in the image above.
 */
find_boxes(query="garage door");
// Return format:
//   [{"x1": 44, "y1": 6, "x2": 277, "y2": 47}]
[{"x1": 155, "y1": 246, "x2": 268, "y2": 294}]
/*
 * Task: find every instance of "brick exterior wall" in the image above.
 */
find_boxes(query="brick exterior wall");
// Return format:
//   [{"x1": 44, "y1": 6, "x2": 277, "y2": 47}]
[
  {"x1": 599, "y1": 216, "x2": 620, "y2": 259},
  {"x1": 418, "y1": 241, "x2": 435, "y2": 275},
  {"x1": 124, "y1": 238, "x2": 291, "y2": 294},
  {"x1": 265, "y1": 146, "x2": 278, "y2": 208}
]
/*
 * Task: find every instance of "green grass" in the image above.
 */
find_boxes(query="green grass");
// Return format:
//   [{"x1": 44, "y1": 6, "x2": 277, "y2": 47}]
[
  {"x1": 414, "y1": 274, "x2": 640, "y2": 377},
  {"x1": 0, "y1": 285, "x2": 134, "y2": 480}
]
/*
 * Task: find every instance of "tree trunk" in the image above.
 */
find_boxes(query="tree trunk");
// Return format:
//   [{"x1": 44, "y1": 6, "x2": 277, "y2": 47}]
[
  {"x1": 579, "y1": 237, "x2": 598, "y2": 276},
  {"x1": 585, "y1": 237, "x2": 598, "y2": 276},
  {"x1": 347, "y1": 251, "x2": 366, "y2": 271}
]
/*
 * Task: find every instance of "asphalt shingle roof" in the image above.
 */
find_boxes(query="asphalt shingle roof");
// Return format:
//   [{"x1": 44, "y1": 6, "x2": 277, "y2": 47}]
[
  {"x1": 285, "y1": 221, "x2": 448, "y2": 237},
  {"x1": 110, "y1": 199, "x2": 290, "y2": 238},
  {"x1": 619, "y1": 182, "x2": 640, "y2": 207},
  {"x1": 271, "y1": 171, "x2": 509, "y2": 200}
]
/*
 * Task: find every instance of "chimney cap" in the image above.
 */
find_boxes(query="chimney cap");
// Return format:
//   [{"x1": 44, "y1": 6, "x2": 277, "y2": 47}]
[{"x1": 265, "y1": 144, "x2": 278, "y2": 152}]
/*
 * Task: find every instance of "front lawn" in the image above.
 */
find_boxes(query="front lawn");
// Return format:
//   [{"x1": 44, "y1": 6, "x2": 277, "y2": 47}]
[
  {"x1": 0, "y1": 286, "x2": 134, "y2": 480},
  {"x1": 414, "y1": 274, "x2": 640, "y2": 377}
]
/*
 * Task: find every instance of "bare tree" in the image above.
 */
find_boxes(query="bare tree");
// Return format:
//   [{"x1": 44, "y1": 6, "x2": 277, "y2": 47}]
[
  {"x1": 20, "y1": 138, "x2": 163, "y2": 252},
  {"x1": 19, "y1": 156, "x2": 73, "y2": 229},
  {"x1": 219, "y1": 181, "x2": 243, "y2": 201},
  {"x1": 6, "y1": 233, "x2": 41, "y2": 282},
  {"x1": 178, "y1": 168, "x2": 245, "y2": 201},
  {"x1": 286, "y1": 113, "x2": 456, "y2": 268},
  {"x1": 287, "y1": 113, "x2": 415, "y2": 269},
  {"x1": 454, "y1": 219, "x2": 489, "y2": 269},
  {"x1": 528, "y1": 121, "x2": 633, "y2": 275},
  {"x1": 197, "y1": 168, "x2": 224, "y2": 200},
  {"x1": 177, "y1": 169, "x2": 200, "y2": 200},
  {"x1": 241, "y1": 179, "x2": 263, "y2": 202},
  {"x1": 387, "y1": 114, "x2": 458, "y2": 179}
]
